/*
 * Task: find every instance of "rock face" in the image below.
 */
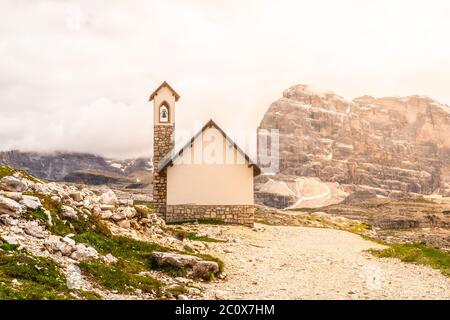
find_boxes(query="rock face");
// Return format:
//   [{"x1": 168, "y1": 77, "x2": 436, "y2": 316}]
[{"x1": 258, "y1": 85, "x2": 450, "y2": 197}]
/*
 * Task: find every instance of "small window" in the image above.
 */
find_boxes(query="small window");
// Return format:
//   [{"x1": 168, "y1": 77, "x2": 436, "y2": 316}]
[{"x1": 159, "y1": 104, "x2": 169, "y2": 123}]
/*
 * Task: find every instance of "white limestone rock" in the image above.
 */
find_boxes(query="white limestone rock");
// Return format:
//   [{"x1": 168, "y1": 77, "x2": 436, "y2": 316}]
[
  {"x1": 61, "y1": 205, "x2": 78, "y2": 220},
  {"x1": 0, "y1": 195, "x2": 23, "y2": 217},
  {"x1": 99, "y1": 190, "x2": 118, "y2": 206},
  {"x1": 20, "y1": 195, "x2": 42, "y2": 210},
  {"x1": 0, "y1": 176, "x2": 27, "y2": 192}
]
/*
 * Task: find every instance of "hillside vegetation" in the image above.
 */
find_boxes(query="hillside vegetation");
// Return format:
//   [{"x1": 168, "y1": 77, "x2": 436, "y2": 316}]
[{"x1": 0, "y1": 164, "x2": 223, "y2": 300}]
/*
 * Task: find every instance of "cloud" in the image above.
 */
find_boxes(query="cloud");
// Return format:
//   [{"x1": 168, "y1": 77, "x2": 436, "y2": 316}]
[{"x1": 1, "y1": 0, "x2": 450, "y2": 158}]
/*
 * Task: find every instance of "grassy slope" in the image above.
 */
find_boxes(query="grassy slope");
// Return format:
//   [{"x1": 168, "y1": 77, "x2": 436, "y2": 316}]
[
  {"x1": 0, "y1": 163, "x2": 224, "y2": 299},
  {"x1": 0, "y1": 238, "x2": 99, "y2": 300}
]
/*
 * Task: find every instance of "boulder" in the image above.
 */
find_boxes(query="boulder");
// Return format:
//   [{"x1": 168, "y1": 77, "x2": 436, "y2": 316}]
[
  {"x1": 130, "y1": 220, "x2": 141, "y2": 230},
  {"x1": 99, "y1": 190, "x2": 117, "y2": 206},
  {"x1": 0, "y1": 191, "x2": 23, "y2": 201},
  {"x1": 19, "y1": 195, "x2": 42, "y2": 210},
  {"x1": 44, "y1": 235, "x2": 74, "y2": 255},
  {"x1": 111, "y1": 210, "x2": 127, "y2": 221},
  {"x1": 151, "y1": 252, "x2": 202, "y2": 268},
  {"x1": 116, "y1": 219, "x2": 131, "y2": 228},
  {"x1": 135, "y1": 205, "x2": 151, "y2": 218},
  {"x1": 148, "y1": 213, "x2": 165, "y2": 226},
  {"x1": 0, "y1": 176, "x2": 27, "y2": 192},
  {"x1": 70, "y1": 243, "x2": 99, "y2": 261},
  {"x1": 32, "y1": 183, "x2": 52, "y2": 195},
  {"x1": 23, "y1": 221, "x2": 46, "y2": 239},
  {"x1": 100, "y1": 204, "x2": 115, "y2": 211},
  {"x1": 69, "y1": 191, "x2": 83, "y2": 202},
  {"x1": 62, "y1": 236, "x2": 76, "y2": 246},
  {"x1": 1, "y1": 235, "x2": 19, "y2": 245},
  {"x1": 118, "y1": 198, "x2": 134, "y2": 206},
  {"x1": 103, "y1": 253, "x2": 118, "y2": 264},
  {"x1": 61, "y1": 205, "x2": 78, "y2": 220},
  {"x1": 99, "y1": 210, "x2": 113, "y2": 220},
  {"x1": 60, "y1": 243, "x2": 75, "y2": 256},
  {"x1": 192, "y1": 261, "x2": 220, "y2": 280},
  {"x1": 51, "y1": 195, "x2": 61, "y2": 203},
  {"x1": 0, "y1": 195, "x2": 23, "y2": 217},
  {"x1": 0, "y1": 214, "x2": 18, "y2": 226},
  {"x1": 66, "y1": 264, "x2": 82, "y2": 290}
]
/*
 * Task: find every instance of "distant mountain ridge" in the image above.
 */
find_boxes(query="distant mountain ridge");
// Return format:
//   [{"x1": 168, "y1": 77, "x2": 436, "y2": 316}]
[{"x1": 0, "y1": 150, "x2": 152, "y2": 187}]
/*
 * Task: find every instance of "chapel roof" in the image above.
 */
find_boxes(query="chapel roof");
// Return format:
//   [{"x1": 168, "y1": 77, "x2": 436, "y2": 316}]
[
  {"x1": 157, "y1": 119, "x2": 261, "y2": 176},
  {"x1": 149, "y1": 81, "x2": 181, "y2": 102}
]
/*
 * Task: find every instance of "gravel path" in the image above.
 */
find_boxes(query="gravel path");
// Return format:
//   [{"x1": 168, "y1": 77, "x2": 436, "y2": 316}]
[{"x1": 202, "y1": 225, "x2": 450, "y2": 299}]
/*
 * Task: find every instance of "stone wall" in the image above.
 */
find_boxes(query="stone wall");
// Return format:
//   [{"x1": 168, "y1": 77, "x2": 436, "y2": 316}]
[
  {"x1": 165, "y1": 205, "x2": 254, "y2": 227},
  {"x1": 153, "y1": 125, "x2": 174, "y2": 215}
]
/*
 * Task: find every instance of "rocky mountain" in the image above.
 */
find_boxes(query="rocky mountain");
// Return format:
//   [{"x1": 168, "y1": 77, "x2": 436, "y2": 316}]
[
  {"x1": 257, "y1": 85, "x2": 450, "y2": 203},
  {"x1": 0, "y1": 150, "x2": 152, "y2": 187}
]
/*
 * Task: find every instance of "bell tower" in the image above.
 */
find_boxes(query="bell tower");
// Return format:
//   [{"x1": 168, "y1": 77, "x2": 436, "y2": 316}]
[{"x1": 149, "y1": 81, "x2": 180, "y2": 216}]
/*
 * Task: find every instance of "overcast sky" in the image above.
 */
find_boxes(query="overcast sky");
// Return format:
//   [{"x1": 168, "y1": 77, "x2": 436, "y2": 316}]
[{"x1": 1, "y1": 0, "x2": 450, "y2": 159}]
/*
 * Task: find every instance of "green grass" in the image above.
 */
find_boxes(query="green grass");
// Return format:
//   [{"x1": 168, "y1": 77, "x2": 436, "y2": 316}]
[
  {"x1": 0, "y1": 163, "x2": 42, "y2": 183},
  {"x1": 0, "y1": 237, "x2": 20, "y2": 252},
  {"x1": 74, "y1": 231, "x2": 167, "y2": 292},
  {"x1": 164, "y1": 226, "x2": 224, "y2": 243},
  {"x1": 74, "y1": 231, "x2": 167, "y2": 272},
  {"x1": 166, "y1": 285, "x2": 188, "y2": 298},
  {"x1": 78, "y1": 260, "x2": 161, "y2": 294},
  {"x1": 369, "y1": 243, "x2": 450, "y2": 277},
  {"x1": 0, "y1": 244, "x2": 99, "y2": 300},
  {"x1": 348, "y1": 223, "x2": 372, "y2": 234},
  {"x1": 23, "y1": 192, "x2": 111, "y2": 237}
]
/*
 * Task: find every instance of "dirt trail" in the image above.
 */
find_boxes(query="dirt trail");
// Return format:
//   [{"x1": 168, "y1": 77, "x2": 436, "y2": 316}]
[{"x1": 202, "y1": 225, "x2": 450, "y2": 299}]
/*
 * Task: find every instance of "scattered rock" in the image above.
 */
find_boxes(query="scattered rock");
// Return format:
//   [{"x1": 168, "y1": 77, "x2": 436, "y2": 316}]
[
  {"x1": 100, "y1": 190, "x2": 118, "y2": 206},
  {"x1": 69, "y1": 191, "x2": 83, "y2": 202},
  {"x1": 103, "y1": 253, "x2": 118, "y2": 264},
  {"x1": 100, "y1": 204, "x2": 115, "y2": 211},
  {"x1": 151, "y1": 252, "x2": 202, "y2": 268},
  {"x1": 70, "y1": 243, "x2": 99, "y2": 261},
  {"x1": 66, "y1": 264, "x2": 82, "y2": 290},
  {"x1": 0, "y1": 191, "x2": 23, "y2": 201},
  {"x1": 20, "y1": 195, "x2": 42, "y2": 210},
  {"x1": 192, "y1": 261, "x2": 220, "y2": 280},
  {"x1": 11, "y1": 278, "x2": 22, "y2": 287},
  {"x1": 148, "y1": 213, "x2": 165, "y2": 226},
  {"x1": 0, "y1": 176, "x2": 27, "y2": 192},
  {"x1": 62, "y1": 236, "x2": 76, "y2": 246},
  {"x1": 2, "y1": 235, "x2": 19, "y2": 245},
  {"x1": 130, "y1": 220, "x2": 141, "y2": 230},
  {"x1": 23, "y1": 221, "x2": 46, "y2": 239},
  {"x1": 61, "y1": 205, "x2": 78, "y2": 220},
  {"x1": 112, "y1": 211, "x2": 127, "y2": 222},
  {"x1": 115, "y1": 207, "x2": 137, "y2": 220},
  {"x1": 117, "y1": 219, "x2": 131, "y2": 228},
  {"x1": 0, "y1": 195, "x2": 22, "y2": 217},
  {"x1": 0, "y1": 214, "x2": 19, "y2": 226},
  {"x1": 100, "y1": 210, "x2": 113, "y2": 220}
]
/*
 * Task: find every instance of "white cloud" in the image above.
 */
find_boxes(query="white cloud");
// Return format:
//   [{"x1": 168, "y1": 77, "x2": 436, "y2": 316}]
[{"x1": 1, "y1": 0, "x2": 450, "y2": 158}]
